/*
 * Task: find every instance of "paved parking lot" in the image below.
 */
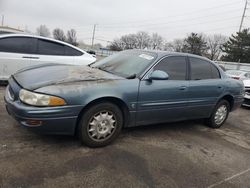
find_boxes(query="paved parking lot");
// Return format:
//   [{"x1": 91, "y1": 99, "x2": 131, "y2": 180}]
[{"x1": 0, "y1": 86, "x2": 250, "y2": 188}]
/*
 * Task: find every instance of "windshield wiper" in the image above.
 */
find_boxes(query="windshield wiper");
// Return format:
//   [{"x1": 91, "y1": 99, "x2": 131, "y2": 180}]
[
  {"x1": 97, "y1": 66, "x2": 114, "y2": 75},
  {"x1": 126, "y1": 74, "x2": 136, "y2": 79},
  {"x1": 98, "y1": 64, "x2": 113, "y2": 70}
]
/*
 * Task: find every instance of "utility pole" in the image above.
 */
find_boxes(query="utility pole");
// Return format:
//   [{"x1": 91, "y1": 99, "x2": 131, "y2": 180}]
[
  {"x1": 1, "y1": 15, "x2": 4, "y2": 26},
  {"x1": 239, "y1": 0, "x2": 248, "y2": 33},
  {"x1": 238, "y1": 0, "x2": 248, "y2": 63},
  {"x1": 91, "y1": 24, "x2": 97, "y2": 49}
]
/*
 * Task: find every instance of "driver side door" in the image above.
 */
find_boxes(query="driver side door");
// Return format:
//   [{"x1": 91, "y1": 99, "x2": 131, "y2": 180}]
[{"x1": 136, "y1": 56, "x2": 189, "y2": 126}]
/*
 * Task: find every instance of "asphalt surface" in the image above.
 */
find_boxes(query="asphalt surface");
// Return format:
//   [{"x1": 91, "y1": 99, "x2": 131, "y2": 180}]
[{"x1": 0, "y1": 86, "x2": 250, "y2": 188}]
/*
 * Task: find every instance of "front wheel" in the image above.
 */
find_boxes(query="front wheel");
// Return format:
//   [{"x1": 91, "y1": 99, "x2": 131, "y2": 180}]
[
  {"x1": 206, "y1": 100, "x2": 230, "y2": 128},
  {"x1": 78, "y1": 102, "x2": 123, "y2": 147}
]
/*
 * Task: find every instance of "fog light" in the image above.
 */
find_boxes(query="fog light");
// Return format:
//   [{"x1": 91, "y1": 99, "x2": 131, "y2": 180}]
[{"x1": 23, "y1": 120, "x2": 42, "y2": 127}]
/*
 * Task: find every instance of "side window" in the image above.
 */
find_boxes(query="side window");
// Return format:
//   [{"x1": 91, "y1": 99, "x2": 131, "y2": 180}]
[
  {"x1": 38, "y1": 39, "x2": 65, "y2": 55},
  {"x1": 0, "y1": 37, "x2": 36, "y2": 54},
  {"x1": 190, "y1": 57, "x2": 220, "y2": 80},
  {"x1": 154, "y1": 56, "x2": 187, "y2": 80},
  {"x1": 65, "y1": 46, "x2": 83, "y2": 56}
]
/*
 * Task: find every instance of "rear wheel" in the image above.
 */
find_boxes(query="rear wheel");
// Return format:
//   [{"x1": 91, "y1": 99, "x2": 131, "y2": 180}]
[
  {"x1": 206, "y1": 100, "x2": 230, "y2": 128},
  {"x1": 78, "y1": 102, "x2": 123, "y2": 147}
]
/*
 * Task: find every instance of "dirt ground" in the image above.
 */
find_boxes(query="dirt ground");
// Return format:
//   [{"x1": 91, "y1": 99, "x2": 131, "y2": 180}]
[{"x1": 0, "y1": 86, "x2": 250, "y2": 188}]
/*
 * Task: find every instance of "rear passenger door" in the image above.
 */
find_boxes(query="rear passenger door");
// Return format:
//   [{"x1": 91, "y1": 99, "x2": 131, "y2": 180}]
[
  {"x1": 0, "y1": 36, "x2": 36, "y2": 80},
  {"x1": 187, "y1": 57, "x2": 223, "y2": 118}
]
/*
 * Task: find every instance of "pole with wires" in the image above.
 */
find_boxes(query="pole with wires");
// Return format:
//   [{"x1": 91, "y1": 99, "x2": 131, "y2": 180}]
[
  {"x1": 1, "y1": 15, "x2": 4, "y2": 26},
  {"x1": 239, "y1": 0, "x2": 248, "y2": 33},
  {"x1": 91, "y1": 24, "x2": 97, "y2": 49}
]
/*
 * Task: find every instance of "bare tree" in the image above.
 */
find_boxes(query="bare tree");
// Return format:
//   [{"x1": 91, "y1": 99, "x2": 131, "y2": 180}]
[
  {"x1": 53, "y1": 28, "x2": 66, "y2": 41},
  {"x1": 136, "y1": 31, "x2": 151, "y2": 49},
  {"x1": 164, "y1": 39, "x2": 185, "y2": 52},
  {"x1": 36, "y1": 25, "x2": 50, "y2": 37},
  {"x1": 67, "y1": 29, "x2": 78, "y2": 46},
  {"x1": 109, "y1": 31, "x2": 163, "y2": 50},
  {"x1": 206, "y1": 34, "x2": 227, "y2": 60},
  {"x1": 108, "y1": 39, "x2": 124, "y2": 51},
  {"x1": 120, "y1": 34, "x2": 137, "y2": 49},
  {"x1": 151, "y1": 33, "x2": 164, "y2": 50}
]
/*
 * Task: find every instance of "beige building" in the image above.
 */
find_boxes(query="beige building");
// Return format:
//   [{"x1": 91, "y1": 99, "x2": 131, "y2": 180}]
[{"x1": 0, "y1": 26, "x2": 24, "y2": 34}]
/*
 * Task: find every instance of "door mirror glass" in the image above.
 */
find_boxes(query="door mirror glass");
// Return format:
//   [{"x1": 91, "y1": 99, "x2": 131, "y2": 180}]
[{"x1": 148, "y1": 70, "x2": 169, "y2": 80}]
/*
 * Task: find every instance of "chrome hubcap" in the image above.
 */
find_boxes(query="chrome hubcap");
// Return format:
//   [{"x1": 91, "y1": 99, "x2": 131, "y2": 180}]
[
  {"x1": 88, "y1": 111, "x2": 116, "y2": 141},
  {"x1": 214, "y1": 105, "x2": 227, "y2": 125}
]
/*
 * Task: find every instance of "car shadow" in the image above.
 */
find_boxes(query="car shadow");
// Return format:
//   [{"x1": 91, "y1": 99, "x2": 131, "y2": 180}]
[
  {"x1": 28, "y1": 119, "x2": 205, "y2": 147},
  {"x1": 241, "y1": 106, "x2": 250, "y2": 110},
  {"x1": 0, "y1": 80, "x2": 8, "y2": 86}
]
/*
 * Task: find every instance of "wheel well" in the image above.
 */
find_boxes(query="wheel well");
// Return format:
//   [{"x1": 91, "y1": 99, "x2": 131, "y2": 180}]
[
  {"x1": 75, "y1": 97, "x2": 130, "y2": 135},
  {"x1": 221, "y1": 95, "x2": 234, "y2": 111}
]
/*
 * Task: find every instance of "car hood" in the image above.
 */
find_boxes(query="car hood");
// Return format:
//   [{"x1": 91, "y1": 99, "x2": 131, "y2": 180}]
[
  {"x1": 13, "y1": 64, "x2": 125, "y2": 90},
  {"x1": 243, "y1": 79, "x2": 250, "y2": 87}
]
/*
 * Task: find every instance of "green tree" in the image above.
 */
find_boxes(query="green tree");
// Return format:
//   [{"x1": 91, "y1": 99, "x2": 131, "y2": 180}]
[
  {"x1": 221, "y1": 29, "x2": 250, "y2": 63},
  {"x1": 182, "y1": 33, "x2": 208, "y2": 56}
]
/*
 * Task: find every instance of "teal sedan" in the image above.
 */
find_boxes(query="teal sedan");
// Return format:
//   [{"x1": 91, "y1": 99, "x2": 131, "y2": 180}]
[{"x1": 5, "y1": 50, "x2": 244, "y2": 147}]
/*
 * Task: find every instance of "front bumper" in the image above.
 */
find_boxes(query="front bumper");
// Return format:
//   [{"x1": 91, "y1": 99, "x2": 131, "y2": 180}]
[
  {"x1": 242, "y1": 93, "x2": 250, "y2": 107},
  {"x1": 4, "y1": 86, "x2": 84, "y2": 135}
]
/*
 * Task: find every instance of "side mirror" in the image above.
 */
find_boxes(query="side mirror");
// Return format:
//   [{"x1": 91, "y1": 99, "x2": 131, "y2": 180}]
[{"x1": 148, "y1": 70, "x2": 169, "y2": 80}]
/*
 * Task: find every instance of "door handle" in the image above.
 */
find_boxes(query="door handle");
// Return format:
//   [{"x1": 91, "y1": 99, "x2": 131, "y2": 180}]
[
  {"x1": 22, "y1": 56, "x2": 39, "y2": 59},
  {"x1": 179, "y1": 86, "x2": 187, "y2": 90}
]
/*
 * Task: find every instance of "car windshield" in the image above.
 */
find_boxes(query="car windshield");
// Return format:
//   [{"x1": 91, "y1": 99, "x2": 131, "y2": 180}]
[{"x1": 91, "y1": 50, "x2": 157, "y2": 78}]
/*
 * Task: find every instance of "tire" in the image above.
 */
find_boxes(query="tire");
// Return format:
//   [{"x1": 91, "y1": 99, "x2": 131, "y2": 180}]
[
  {"x1": 206, "y1": 100, "x2": 230, "y2": 128},
  {"x1": 78, "y1": 102, "x2": 123, "y2": 147}
]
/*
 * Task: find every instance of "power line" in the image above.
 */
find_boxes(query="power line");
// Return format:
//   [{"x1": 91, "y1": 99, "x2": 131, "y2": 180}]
[
  {"x1": 100, "y1": 0, "x2": 241, "y2": 26},
  {"x1": 99, "y1": 8, "x2": 243, "y2": 29},
  {"x1": 97, "y1": 16, "x2": 240, "y2": 33},
  {"x1": 72, "y1": 0, "x2": 242, "y2": 30}
]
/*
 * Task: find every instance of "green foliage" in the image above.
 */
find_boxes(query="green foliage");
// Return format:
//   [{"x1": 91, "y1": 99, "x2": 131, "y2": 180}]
[
  {"x1": 221, "y1": 29, "x2": 250, "y2": 63},
  {"x1": 182, "y1": 33, "x2": 208, "y2": 56}
]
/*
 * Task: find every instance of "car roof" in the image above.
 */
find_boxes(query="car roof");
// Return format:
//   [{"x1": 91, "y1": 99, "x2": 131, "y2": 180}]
[
  {"x1": 125, "y1": 49, "x2": 211, "y2": 61},
  {"x1": 0, "y1": 33, "x2": 85, "y2": 53}
]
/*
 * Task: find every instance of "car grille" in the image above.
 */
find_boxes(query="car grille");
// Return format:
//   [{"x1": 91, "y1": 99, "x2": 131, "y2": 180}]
[
  {"x1": 243, "y1": 98, "x2": 250, "y2": 106},
  {"x1": 245, "y1": 87, "x2": 250, "y2": 96}
]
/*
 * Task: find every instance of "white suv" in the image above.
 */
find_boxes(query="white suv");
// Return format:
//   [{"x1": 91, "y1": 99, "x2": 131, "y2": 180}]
[{"x1": 0, "y1": 34, "x2": 96, "y2": 81}]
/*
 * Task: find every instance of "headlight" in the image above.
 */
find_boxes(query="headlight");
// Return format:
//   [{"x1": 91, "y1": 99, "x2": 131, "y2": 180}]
[{"x1": 19, "y1": 89, "x2": 66, "y2": 106}]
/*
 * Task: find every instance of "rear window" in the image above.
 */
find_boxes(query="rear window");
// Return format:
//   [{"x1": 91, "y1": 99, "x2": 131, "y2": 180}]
[
  {"x1": 37, "y1": 39, "x2": 83, "y2": 56},
  {"x1": 65, "y1": 46, "x2": 83, "y2": 56},
  {"x1": 38, "y1": 39, "x2": 65, "y2": 55},
  {"x1": 190, "y1": 57, "x2": 221, "y2": 80}
]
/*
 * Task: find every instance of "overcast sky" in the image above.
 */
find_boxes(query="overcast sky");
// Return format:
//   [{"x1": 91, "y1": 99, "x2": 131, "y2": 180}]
[{"x1": 0, "y1": 0, "x2": 249, "y2": 45}]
